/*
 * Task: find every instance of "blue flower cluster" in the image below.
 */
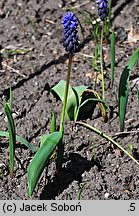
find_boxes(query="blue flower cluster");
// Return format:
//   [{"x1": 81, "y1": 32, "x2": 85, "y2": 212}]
[
  {"x1": 95, "y1": 0, "x2": 109, "y2": 21},
  {"x1": 62, "y1": 11, "x2": 79, "y2": 53}
]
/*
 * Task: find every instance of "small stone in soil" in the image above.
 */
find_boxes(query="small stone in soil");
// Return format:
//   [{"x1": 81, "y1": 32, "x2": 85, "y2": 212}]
[{"x1": 104, "y1": 192, "x2": 110, "y2": 199}]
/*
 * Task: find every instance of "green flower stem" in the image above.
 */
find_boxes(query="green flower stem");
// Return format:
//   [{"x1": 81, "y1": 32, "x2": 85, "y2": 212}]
[
  {"x1": 76, "y1": 121, "x2": 139, "y2": 166},
  {"x1": 56, "y1": 53, "x2": 73, "y2": 172},
  {"x1": 59, "y1": 53, "x2": 73, "y2": 132},
  {"x1": 100, "y1": 22, "x2": 105, "y2": 100}
]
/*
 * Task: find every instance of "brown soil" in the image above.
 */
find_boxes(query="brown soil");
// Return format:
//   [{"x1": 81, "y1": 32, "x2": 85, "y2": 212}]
[{"x1": 0, "y1": 0, "x2": 139, "y2": 200}]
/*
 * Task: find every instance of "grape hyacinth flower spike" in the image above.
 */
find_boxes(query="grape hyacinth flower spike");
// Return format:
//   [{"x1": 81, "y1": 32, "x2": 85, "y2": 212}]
[
  {"x1": 62, "y1": 11, "x2": 79, "y2": 53},
  {"x1": 95, "y1": 0, "x2": 109, "y2": 21},
  {"x1": 56, "y1": 11, "x2": 79, "y2": 172}
]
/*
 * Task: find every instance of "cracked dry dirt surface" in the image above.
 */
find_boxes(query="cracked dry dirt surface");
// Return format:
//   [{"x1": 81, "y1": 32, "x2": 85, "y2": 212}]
[{"x1": 0, "y1": 0, "x2": 139, "y2": 200}]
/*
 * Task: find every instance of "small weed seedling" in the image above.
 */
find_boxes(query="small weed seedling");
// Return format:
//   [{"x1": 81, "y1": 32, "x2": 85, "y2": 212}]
[{"x1": 0, "y1": 88, "x2": 37, "y2": 178}]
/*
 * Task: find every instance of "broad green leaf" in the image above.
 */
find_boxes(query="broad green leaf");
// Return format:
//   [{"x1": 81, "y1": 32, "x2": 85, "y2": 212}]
[
  {"x1": 51, "y1": 80, "x2": 108, "y2": 122},
  {"x1": 50, "y1": 111, "x2": 57, "y2": 160},
  {"x1": 73, "y1": 85, "x2": 89, "y2": 121},
  {"x1": 86, "y1": 89, "x2": 107, "y2": 122},
  {"x1": 4, "y1": 101, "x2": 16, "y2": 177},
  {"x1": 79, "y1": 89, "x2": 108, "y2": 122},
  {"x1": 0, "y1": 131, "x2": 37, "y2": 152},
  {"x1": 119, "y1": 47, "x2": 139, "y2": 131},
  {"x1": 80, "y1": 97, "x2": 108, "y2": 121},
  {"x1": 51, "y1": 80, "x2": 77, "y2": 120},
  {"x1": 79, "y1": 98, "x2": 107, "y2": 107},
  {"x1": 50, "y1": 111, "x2": 56, "y2": 133},
  {"x1": 41, "y1": 133, "x2": 57, "y2": 160},
  {"x1": 110, "y1": 31, "x2": 115, "y2": 86},
  {"x1": 79, "y1": 98, "x2": 95, "y2": 113},
  {"x1": 73, "y1": 86, "x2": 89, "y2": 107},
  {"x1": 28, "y1": 131, "x2": 62, "y2": 196},
  {"x1": 40, "y1": 134, "x2": 49, "y2": 147}
]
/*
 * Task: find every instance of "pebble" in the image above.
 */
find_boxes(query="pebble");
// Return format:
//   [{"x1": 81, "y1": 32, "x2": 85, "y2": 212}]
[
  {"x1": 0, "y1": 163, "x2": 6, "y2": 168},
  {"x1": 4, "y1": 112, "x2": 18, "y2": 122},
  {"x1": 81, "y1": 173, "x2": 85, "y2": 178},
  {"x1": 104, "y1": 192, "x2": 110, "y2": 199}
]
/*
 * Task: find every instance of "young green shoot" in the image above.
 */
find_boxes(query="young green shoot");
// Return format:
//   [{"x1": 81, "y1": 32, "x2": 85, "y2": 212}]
[
  {"x1": 77, "y1": 181, "x2": 87, "y2": 200},
  {"x1": 110, "y1": 30, "x2": 115, "y2": 86},
  {"x1": 3, "y1": 88, "x2": 16, "y2": 178},
  {"x1": 118, "y1": 47, "x2": 139, "y2": 131}
]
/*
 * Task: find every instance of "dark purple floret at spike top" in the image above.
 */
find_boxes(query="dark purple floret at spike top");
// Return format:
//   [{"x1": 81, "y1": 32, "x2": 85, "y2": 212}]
[
  {"x1": 95, "y1": 0, "x2": 109, "y2": 21},
  {"x1": 62, "y1": 11, "x2": 79, "y2": 53}
]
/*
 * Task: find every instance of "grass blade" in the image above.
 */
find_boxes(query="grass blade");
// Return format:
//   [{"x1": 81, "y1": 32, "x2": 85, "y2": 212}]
[
  {"x1": 28, "y1": 131, "x2": 62, "y2": 196},
  {"x1": 118, "y1": 48, "x2": 139, "y2": 131},
  {"x1": 15, "y1": 135, "x2": 37, "y2": 152},
  {"x1": 110, "y1": 31, "x2": 115, "y2": 86},
  {"x1": 77, "y1": 121, "x2": 139, "y2": 166},
  {"x1": 136, "y1": 86, "x2": 139, "y2": 106},
  {"x1": 9, "y1": 87, "x2": 13, "y2": 111},
  {"x1": 77, "y1": 181, "x2": 87, "y2": 200},
  {"x1": 3, "y1": 101, "x2": 16, "y2": 178},
  {"x1": 0, "y1": 131, "x2": 37, "y2": 152}
]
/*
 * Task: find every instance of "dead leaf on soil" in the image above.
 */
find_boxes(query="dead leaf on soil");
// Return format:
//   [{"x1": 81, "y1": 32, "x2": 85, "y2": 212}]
[
  {"x1": 125, "y1": 25, "x2": 139, "y2": 44},
  {"x1": 104, "y1": 53, "x2": 109, "y2": 64},
  {"x1": 124, "y1": 189, "x2": 130, "y2": 194},
  {"x1": 114, "y1": 148, "x2": 121, "y2": 157},
  {"x1": 86, "y1": 71, "x2": 102, "y2": 83}
]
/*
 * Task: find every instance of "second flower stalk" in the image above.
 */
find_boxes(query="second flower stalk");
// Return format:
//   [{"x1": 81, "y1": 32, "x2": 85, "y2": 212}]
[{"x1": 95, "y1": 0, "x2": 109, "y2": 100}]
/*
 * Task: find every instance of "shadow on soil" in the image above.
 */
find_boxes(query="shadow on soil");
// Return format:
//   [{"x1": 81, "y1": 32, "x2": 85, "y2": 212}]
[
  {"x1": 1, "y1": 35, "x2": 92, "y2": 100},
  {"x1": 112, "y1": 0, "x2": 135, "y2": 22},
  {"x1": 40, "y1": 153, "x2": 102, "y2": 200}
]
